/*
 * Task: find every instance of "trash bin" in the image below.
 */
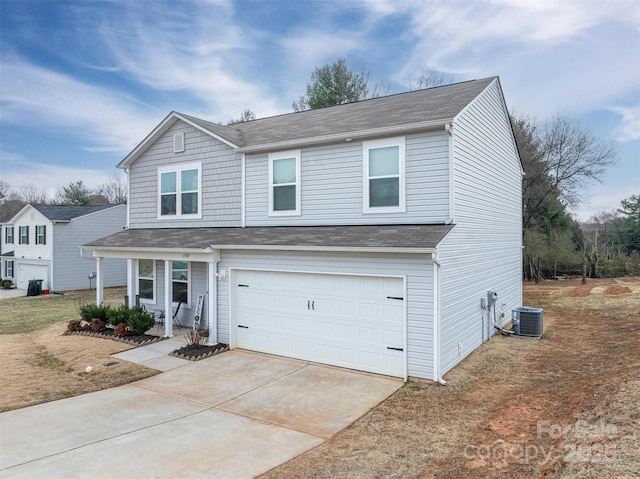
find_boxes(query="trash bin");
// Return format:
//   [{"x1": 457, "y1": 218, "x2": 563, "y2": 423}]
[{"x1": 27, "y1": 279, "x2": 43, "y2": 297}]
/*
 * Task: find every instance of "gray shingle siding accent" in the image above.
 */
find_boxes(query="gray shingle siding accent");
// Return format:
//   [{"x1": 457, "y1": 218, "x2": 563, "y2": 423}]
[
  {"x1": 245, "y1": 131, "x2": 450, "y2": 226},
  {"x1": 128, "y1": 122, "x2": 242, "y2": 228},
  {"x1": 437, "y1": 80, "x2": 522, "y2": 375},
  {"x1": 217, "y1": 250, "x2": 435, "y2": 379}
]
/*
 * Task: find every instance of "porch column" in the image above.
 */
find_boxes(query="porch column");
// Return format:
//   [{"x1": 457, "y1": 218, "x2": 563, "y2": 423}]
[
  {"x1": 96, "y1": 257, "x2": 104, "y2": 305},
  {"x1": 164, "y1": 259, "x2": 173, "y2": 337},
  {"x1": 208, "y1": 261, "x2": 217, "y2": 344},
  {"x1": 127, "y1": 259, "x2": 135, "y2": 308}
]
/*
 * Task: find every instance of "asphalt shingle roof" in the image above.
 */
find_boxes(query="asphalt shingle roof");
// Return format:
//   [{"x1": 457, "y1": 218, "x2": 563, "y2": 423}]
[
  {"x1": 180, "y1": 77, "x2": 496, "y2": 148},
  {"x1": 31, "y1": 204, "x2": 117, "y2": 221},
  {"x1": 84, "y1": 224, "x2": 454, "y2": 251}
]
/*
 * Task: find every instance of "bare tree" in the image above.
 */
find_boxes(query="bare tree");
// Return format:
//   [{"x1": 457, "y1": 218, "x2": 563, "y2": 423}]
[
  {"x1": 18, "y1": 184, "x2": 49, "y2": 204},
  {"x1": 409, "y1": 66, "x2": 454, "y2": 90},
  {"x1": 227, "y1": 108, "x2": 256, "y2": 125},
  {"x1": 96, "y1": 172, "x2": 127, "y2": 204}
]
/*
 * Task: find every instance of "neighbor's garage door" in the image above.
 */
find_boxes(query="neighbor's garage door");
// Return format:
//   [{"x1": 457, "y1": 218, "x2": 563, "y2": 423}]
[
  {"x1": 17, "y1": 263, "x2": 49, "y2": 290},
  {"x1": 233, "y1": 270, "x2": 405, "y2": 377}
]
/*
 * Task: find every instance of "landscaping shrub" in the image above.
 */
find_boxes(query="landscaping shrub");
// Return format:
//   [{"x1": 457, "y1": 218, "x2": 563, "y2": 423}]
[
  {"x1": 67, "y1": 319, "x2": 82, "y2": 332},
  {"x1": 126, "y1": 306, "x2": 155, "y2": 335},
  {"x1": 90, "y1": 318, "x2": 106, "y2": 332},
  {"x1": 76, "y1": 302, "x2": 110, "y2": 323},
  {"x1": 107, "y1": 304, "x2": 129, "y2": 326},
  {"x1": 184, "y1": 328, "x2": 208, "y2": 349},
  {"x1": 113, "y1": 322, "x2": 130, "y2": 338}
]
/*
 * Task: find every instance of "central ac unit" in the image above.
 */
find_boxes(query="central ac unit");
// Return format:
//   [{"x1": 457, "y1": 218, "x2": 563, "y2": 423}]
[{"x1": 511, "y1": 307, "x2": 544, "y2": 338}]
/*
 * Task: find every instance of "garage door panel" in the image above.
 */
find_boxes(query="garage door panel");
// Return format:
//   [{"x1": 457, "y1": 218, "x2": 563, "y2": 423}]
[{"x1": 234, "y1": 270, "x2": 405, "y2": 378}]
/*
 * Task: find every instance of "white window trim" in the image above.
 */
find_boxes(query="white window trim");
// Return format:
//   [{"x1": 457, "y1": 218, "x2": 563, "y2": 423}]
[
  {"x1": 19, "y1": 226, "x2": 29, "y2": 244},
  {"x1": 6, "y1": 227, "x2": 14, "y2": 244},
  {"x1": 36, "y1": 225, "x2": 46, "y2": 245},
  {"x1": 5, "y1": 260, "x2": 14, "y2": 278},
  {"x1": 157, "y1": 161, "x2": 202, "y2": 220},
  {"x1": 137, "y1": 259, "x2": 155, "y2": 304},
  {"x1": 171, "y1": 261, "x2": 191, "y2": 307},
  {"x1": 363, "y1": 136, "x2": 406, "y2": 214},
  {"x1": 268, "y1": 149, "x2": 301, "y2": 217}
]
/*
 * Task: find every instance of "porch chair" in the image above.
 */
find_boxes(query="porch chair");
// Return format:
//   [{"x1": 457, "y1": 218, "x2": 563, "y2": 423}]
[{"x1": 155, "y1": 301, "x2": 183, "y2": 331}]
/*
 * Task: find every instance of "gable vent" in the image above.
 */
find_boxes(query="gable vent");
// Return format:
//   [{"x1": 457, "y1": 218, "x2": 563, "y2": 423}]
[{"x1": 173, "y1": 132, "x2": 185, "y2": 153}]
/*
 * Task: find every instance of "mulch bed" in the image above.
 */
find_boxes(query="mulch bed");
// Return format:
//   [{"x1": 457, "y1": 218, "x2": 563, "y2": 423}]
[
  {"x1": 63, "y1": 325, "x2": 166, "y2": 346},
  {"x1": 169, "y1": 343, "x2": 229, "y2": 361}
]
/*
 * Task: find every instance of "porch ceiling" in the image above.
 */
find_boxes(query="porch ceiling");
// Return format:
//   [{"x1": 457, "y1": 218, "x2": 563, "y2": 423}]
[{"x1": 83, "y1": 224, "x2": 454, "y2": 253}]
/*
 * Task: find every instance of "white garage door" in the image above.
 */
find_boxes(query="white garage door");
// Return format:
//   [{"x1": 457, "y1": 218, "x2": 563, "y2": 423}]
[
  {"x1": 18, "y1": 263, "x2": 49, "y2": 290},
  {"x1": 233, "y1": 270, "x2": 405, "y2": 378}
]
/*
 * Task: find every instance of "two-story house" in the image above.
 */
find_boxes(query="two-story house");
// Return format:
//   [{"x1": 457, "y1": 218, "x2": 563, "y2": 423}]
[
  {"x1": 84, "y1": 77, "x2": 523, "y2": 382},
  {"x1": 5, "y1": 204, "x2": 127, "y2": 292}
]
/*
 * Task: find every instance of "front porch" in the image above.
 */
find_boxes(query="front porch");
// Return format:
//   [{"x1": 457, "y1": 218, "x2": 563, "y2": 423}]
[{"x1": 82, "y1": 245, "x2": 220, "y2": 343}]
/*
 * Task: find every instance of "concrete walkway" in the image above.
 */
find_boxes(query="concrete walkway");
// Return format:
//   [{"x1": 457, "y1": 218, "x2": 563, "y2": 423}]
[
  {"x1": 0, "y1": 288, "x2": 26, "y2": 300},
  {"x1": 0, "y1": 347, "x2": 401, "y2": 478}
]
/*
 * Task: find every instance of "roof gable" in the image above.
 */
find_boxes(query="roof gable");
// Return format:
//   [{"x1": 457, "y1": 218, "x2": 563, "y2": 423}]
[
  {"x1": 10, "y1": 204, "x2": 119, "y2": 223},
  {"x1": 120, "y1": 77, "x2": 497, "y2": 166}
]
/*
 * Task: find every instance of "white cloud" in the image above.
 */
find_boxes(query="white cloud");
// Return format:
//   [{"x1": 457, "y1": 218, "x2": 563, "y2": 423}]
[
  {"x1": 609, "y1": 105, "x2": 640, "y2": 142},
  {"x1": 2, "y1": 159, "x2": 117, "y2": 201},
  {"x1": 0, "y1": 56, "x2": 160, "y2": 153},
  {"x1": 574, "y1": 185, "x2": 639, "y2": 221}
]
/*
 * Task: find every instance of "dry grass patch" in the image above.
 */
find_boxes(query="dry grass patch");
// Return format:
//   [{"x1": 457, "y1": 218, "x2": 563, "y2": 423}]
[
  {"x1": 260, "y1": 277, "x2": 640, "y2": 479},
  {"x1": 0, "y1": 287, "x2": 160, "y2": 412}
]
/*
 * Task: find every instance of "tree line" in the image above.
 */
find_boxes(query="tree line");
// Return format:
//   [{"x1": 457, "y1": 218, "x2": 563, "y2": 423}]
[{"x1": 0, "y1": 173, "x2": 127, "y2": 221}]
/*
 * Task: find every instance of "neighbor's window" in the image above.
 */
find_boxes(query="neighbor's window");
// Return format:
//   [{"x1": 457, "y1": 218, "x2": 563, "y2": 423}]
[
  {"x1": 19, "y1": 226, "x2": 29, "y2": 244},
  {"x1": 172, "y1": 260, "x2": 189, "y2": 304},
  {"x1": 5, "y1": 227, "x2": 14, "y2": 244},
  {"x1": 5, "y1": 260, "x2": 14, "y2": 278},
  {"x1": 363, "y1": 137, "x2": 406, "y2": 213},
  {"x1": 138, "y1": 259, "x2": 155, "y2": 301},
  {"x1": 269, "y1": 150, "x2": 301, "y2": 216},
  {"x1": 35, "y1": 225, "x2": 46, "y2": 245},
  {"x1": 158, "y1": 162, "x2": 201, "y2": 218}
]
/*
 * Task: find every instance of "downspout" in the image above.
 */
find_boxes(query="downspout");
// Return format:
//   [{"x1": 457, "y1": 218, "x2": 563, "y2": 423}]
[
  {"x1": 125, "y1": 168, "x2": 130, "y2": 228},
  {"x1": 433, "y1": 253, "x2": 446, "y2": 385},
  {"x1": 241, "y1": 154, "x2": 246, "y2": 228},
  {"x1": 445, "y1": 123, "x2": 454, "y2": 225}
]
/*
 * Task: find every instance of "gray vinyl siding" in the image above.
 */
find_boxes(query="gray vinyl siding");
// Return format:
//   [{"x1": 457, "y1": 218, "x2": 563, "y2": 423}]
[
  {"x1": 53, "y1": 205, "x2": 127, "y2": 291},
  {"x1": 128, "y1": 122, "x2": 242, "y2": 228},
  {"x1": 216, "y1": 250, "x2": 435, "y2": 379},
  {"x1": 245, "y1": 131, "x2": 450, "y2": 226},
  {"x1": 437, "y1": 80, "x2": 522, "y2": 375}
]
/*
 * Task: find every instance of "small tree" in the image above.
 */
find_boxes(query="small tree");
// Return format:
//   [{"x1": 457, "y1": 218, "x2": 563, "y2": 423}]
[
  {"x1": 56, "y1": 181, "x2": 94, "y2": 206},
  {"x1": 227, "y1": 108, "x2": 256, "y2": 125},
  {"x1": 409, "y1": 66, "x2": 454, "y2": 90},
  {"x1": 292, "y1": 57, "x2": 370, "y2": 112}
]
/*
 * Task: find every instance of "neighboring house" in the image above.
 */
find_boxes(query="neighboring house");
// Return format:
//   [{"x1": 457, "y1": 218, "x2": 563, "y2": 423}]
[
  {"x1": 85, "y1": 77, "x2": 523, "y2": 381},
  {"x1": 6, "y1": 204, "x2": 127, "y2": 292}
]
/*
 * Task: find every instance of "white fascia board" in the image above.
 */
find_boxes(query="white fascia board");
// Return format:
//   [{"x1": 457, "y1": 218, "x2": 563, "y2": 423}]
[
  {"x1": 212, "y1": 244, "x2": 436, "y2": 254},
  {"x1": 118, "y1": 112, "x2": 239, "y2": 168},
  {"x1": 8, "y1": 204, "x2": 33, "y2": 223},
  {"x1": 235, "y1": 119, "x2": 450, "y2": 154},
  {"x1": 88, "y1": 246, "x2": 220, "y2": 262}
]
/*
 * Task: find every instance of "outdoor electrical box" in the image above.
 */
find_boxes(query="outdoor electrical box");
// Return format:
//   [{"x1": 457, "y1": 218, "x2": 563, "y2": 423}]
[{"x1": 487, "y1": 291, "x2": 497, "y2": 308}]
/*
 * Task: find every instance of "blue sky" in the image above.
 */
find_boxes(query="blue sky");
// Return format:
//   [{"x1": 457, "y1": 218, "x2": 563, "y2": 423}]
[{"x1": 1, "y1": 0, "x2": 638, "y2": 220}]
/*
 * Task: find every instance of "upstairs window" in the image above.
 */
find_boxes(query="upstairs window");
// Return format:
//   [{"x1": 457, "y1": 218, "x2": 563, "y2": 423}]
[
  {"x1": 36, "y1": 225, "x2": 46, "y2": 245},
  {"x1": 268, "y1": 150, "x2": 301, "y2": 216},
  {"x1": 363, "y1": 137, "x2": 406, "y2": 213},
  {"x1": 5, "y1": 227, "x2": 13, "y2": 244},
  {"x1": 138, "y1": 259, "x2": 155, "y2": 302},
  {"x1": 158, "y1": 162, "x2": 201, "y2": 219},
  {"x1": 19, "y1": 226, "x2": 29, "y2": 244}
]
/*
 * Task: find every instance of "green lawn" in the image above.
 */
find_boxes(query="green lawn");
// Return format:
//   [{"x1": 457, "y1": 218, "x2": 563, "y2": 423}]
[{"x1": 0, "y1": 287, "x2": 127, "y2": 335}]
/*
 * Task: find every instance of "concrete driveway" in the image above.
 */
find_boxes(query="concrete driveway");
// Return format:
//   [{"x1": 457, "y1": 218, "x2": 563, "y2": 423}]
[{"x1": 0, "y1": 350, "x2": 401, "y2": 478}]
